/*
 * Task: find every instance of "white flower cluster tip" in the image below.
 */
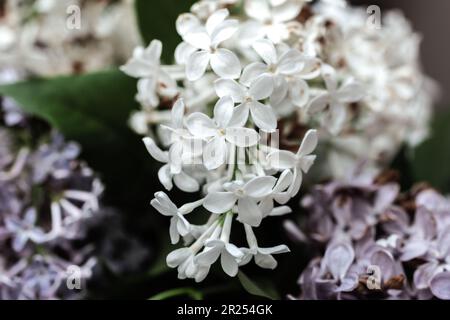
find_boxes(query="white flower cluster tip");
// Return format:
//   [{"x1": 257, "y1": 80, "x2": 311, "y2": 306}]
[{"x1": 120, "y1": 0, "x2": 381, "y2": 281}]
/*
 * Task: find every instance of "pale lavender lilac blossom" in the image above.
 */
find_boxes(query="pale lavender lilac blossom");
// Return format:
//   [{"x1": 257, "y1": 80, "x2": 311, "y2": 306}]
[{"x1": 287, "y1": 170, "x2": 450, "y2": 300}]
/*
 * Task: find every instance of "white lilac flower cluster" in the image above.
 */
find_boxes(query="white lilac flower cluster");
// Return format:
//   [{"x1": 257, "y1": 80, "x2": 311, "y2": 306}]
[
  {"x1": 121, "y1": 0, "x2": 434, "y2": 281},
  {"x1": 0, "y1": 0, "x2": 140, "y2": 77},
  {"x1": 0, "y1": 107, "x2": 102, "y2": 298},
  {"x1": 123, "y1": 0, "x2": 435, "y2": 178},
  {"x1": 286, "y1": 169, "x2": 450, "y2": 300},
  {"x1": 312, "y1": 3, "x2": 437, "y2": 178}
]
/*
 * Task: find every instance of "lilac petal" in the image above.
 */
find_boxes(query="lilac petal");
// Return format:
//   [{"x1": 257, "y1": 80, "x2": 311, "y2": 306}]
[
  {"x1": 249, "y1": 74, "x2": 274, "y2": 101},
  {"x1": 437, "y1": 225, "x2": 450, "y2": 257},
  {"x1": 370, "y1": 249, "x2": 395, "y2": 281},
  {"x1": 243, "y1": 176, "x2": 277, "y2": 198},
  {"x1": 221, "y1": 252, "x2": 239, "y2": 277},
  {"x1": 414, "y1": 207, "x2": 437, "y2": 240},
  {"x1": 400, "y1": 240, "x2": 429, "y2": 261},
  {"x1": 414, "y1": 261, "x2": 438, "y2": 290},
  {"x1": 323, "y1": 242, "x2": 355, "y2": 281},
  {"x1": 240, "y1": 62, "x2": 267, "y2": 87},
  {"x1": 430, "y1": 272, "x2": 450, "y2": 300},
  {"x1": 215, "y1": 79, "x2": 246, "y2": 103},
  {"x1": 186, "y1": 50, "x2": 210, "y2": 81},
  {"x1": 249, "y1": 101, "x2": 277, "y2": 132},
  {"x1": 237, "y1": 198, "x2": 262, "y2": 227},
  {"x1": 210, "y1": 48, "x2": 241, "y2": 79},
  {"x1": 374, "y1": 183, "x2": 399, "y2": 212},
  {"x1": 203, "y1": 192, "x2": 237, "y2": 214}
]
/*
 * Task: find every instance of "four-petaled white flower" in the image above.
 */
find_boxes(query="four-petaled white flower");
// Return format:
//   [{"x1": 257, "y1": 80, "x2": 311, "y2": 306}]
[
  {"x1": 215, "y1": 74, "x2": 277, "y2": 132},
  {"x1": 203, "y1": 176, "x2": 277, "y2": 226},
  {"x1": 180, "y1": 9, "x2": 242, "y2": 81},
  {"x1": 241, "y1": 39, "x2": 309, "y2": 106},
  {"x1": 186, "y1": 96, "x2": 260, "y2": 169}
]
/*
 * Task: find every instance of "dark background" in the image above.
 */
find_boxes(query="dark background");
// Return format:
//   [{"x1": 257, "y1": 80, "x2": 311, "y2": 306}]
[{"x1": 350, "y1": 0, "x2": 450, "y2": 108}]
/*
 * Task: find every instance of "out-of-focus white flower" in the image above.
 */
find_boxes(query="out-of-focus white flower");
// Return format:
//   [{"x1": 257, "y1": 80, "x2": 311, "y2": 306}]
[
  {"x1": 4, "y1": 209, "x2": 46, "y2": 252},
  {"x1": 0, "y1": 0, "x2": 141, "y2": 77},
  {"x1": 308, "y1": 65, "x2": 365, "y2": 135},
  {"x1": 121, "y1": 40, "x2": 178, "y2": 108}
]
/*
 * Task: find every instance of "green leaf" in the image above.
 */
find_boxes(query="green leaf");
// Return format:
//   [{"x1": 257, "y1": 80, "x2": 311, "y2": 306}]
[
  {"x1": 411, "y1": 109, "x2": 450, "y2": 192},
  {"x1": 149, "y1": 287, "x2": 204, "y2": 300},
  {"x1": 237, "y1": 271, "x2": 279, "y2": 300},
  {"x1": 0, "y1": 70, "x2": 138, "y2": 140},
  {"x1": 134, "y1": 0, "x2": 196, "y2": 62},
  {"x1": 0, "y1": 70, "x2": 157, "y2": 210}
]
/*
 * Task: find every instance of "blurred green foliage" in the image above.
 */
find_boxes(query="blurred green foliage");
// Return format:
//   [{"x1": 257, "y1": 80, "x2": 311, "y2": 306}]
[
  {"x1": 135, "y1": 0, "x2": 197, "y2": 63},
  {"x1": 411, "y1": 109, "x2": 450, "y2": 193}
]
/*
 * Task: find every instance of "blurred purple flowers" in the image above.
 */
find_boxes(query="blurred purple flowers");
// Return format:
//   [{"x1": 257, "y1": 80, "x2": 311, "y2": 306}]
[
  {"x1": 0, "y1": 125, "x2": 101, "y2": 299},
  {"x1": 287, "y1": 169, "x2": 450, "y2": 300}
]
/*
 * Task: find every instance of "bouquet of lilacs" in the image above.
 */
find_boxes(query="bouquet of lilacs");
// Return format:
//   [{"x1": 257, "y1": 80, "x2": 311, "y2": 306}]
[
  {"x1": 285, "y1": 168, "x2": 450, "y2": 300},
  {"x1": 120, "y1": 0, "x2": 435, "y2": 283},
  {"x1": 0, "y1": 0, "x2": 140, "y2": 77},
  {"x1": 0, "y1": 89, "x2": 103, "y2": 299}
]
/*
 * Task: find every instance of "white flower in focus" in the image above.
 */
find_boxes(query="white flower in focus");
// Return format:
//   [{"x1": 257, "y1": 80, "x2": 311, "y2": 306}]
[
  {"x1": 203, "y1": 176, "x2": 277, "y2": 226},
  {"x1": 215, "y1": 74, "x2": 277, "y2": 132},
  {"x1": 151, "y1": 192, "x2": 201, "y2": 244},
  {"x1": 241, "y1": 39, "x2": 312, "y2": 107},
  {"x1": 186, "y1": 96, "x2": 260, "y2": 169},
  {"x1": 143, "y1": 137, "x2": 200, "y2": 193},
  {"x1": 179, "y1": 9, "x2": 242, "y2": 81},
  {"x1": 143, "y1": 99, "x2": 201, "y2": 193},
  {"x1": 259, "y1": 169, "x2": 293, "y2": 216}
]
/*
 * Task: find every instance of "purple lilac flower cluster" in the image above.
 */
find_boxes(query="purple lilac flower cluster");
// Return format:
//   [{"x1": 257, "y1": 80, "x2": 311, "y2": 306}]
[
  {"x1": 286, "y1": 169, "x2": 450, "y2": 300},
  {"x1": 0, "y1": 100, "x2": 102, "y2": 299}
]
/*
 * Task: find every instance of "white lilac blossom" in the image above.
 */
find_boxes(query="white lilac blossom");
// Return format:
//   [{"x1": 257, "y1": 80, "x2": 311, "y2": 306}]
[
  {"x1": 121, "y1": 0, "x2": 435, "y2": 282},
  {"x1": 0, "y1": 0, "x2": 140, "y2": 77},
  {"x1": 120, "y1": 0, "x2": 336, "y2": 281},
  {"x1": 123, "y1": 0, "x2": 434, "y2": 181},
  {"x1": 287, "y1": 169, "x2": 450, "y2": 300},
  {"x1": 307, "y1": 4, "x2": 437, "y2": 178}
]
